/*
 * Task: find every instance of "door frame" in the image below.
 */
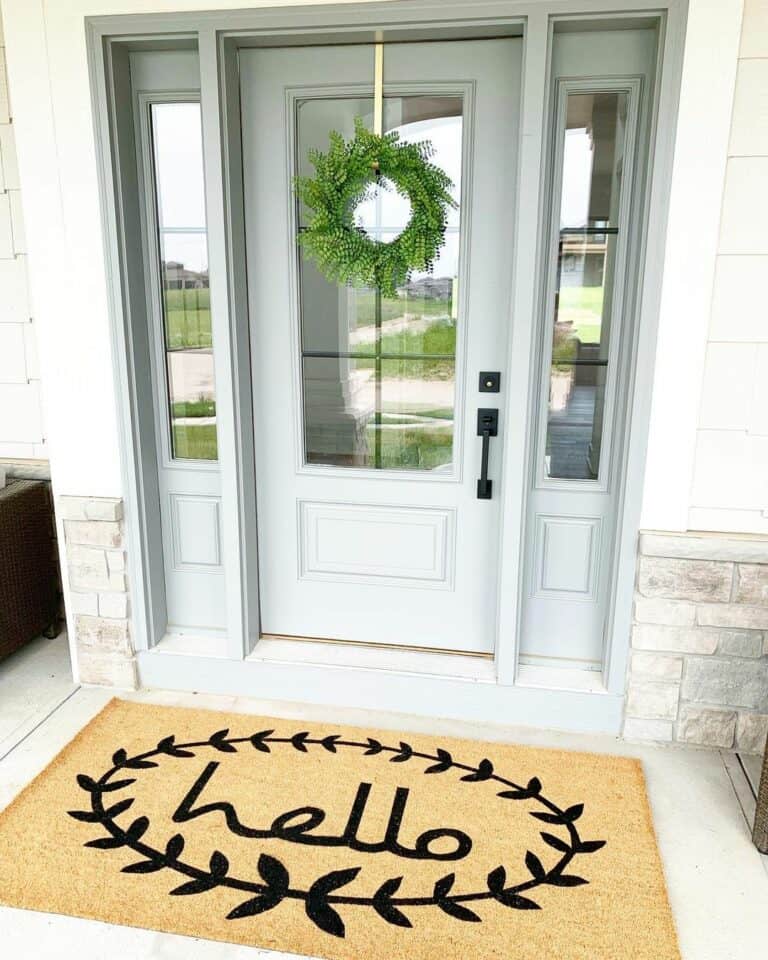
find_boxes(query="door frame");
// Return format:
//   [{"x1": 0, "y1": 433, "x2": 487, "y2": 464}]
[{"x1": 86, "y1": 0, "x2": 688, "y2": 733}]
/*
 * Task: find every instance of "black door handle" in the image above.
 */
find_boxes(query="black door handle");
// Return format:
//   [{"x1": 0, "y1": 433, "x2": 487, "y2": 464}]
[{"x1": 476, "y1": 408, "x2": 498, "y2": 500}]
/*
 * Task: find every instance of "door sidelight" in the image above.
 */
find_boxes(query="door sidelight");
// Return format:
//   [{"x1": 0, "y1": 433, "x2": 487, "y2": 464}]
[{"x1": 476, "y1": 408, "x2": 498, "y2": 500}]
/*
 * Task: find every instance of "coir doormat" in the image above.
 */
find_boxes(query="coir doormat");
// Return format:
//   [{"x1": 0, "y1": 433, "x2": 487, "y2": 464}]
[{"x1": 0, "y1": 699, "x2": 679, "y2": 959}]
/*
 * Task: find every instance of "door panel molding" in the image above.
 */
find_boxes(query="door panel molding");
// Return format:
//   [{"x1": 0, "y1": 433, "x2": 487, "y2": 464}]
[{"x1": 298, "y1": 499, "x2": 456, "y2": 588}]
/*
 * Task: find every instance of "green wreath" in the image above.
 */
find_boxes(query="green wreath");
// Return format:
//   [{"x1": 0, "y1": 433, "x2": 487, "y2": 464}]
[{"x1": 294, "y1": 117, "x2": 456, "y2": 298}]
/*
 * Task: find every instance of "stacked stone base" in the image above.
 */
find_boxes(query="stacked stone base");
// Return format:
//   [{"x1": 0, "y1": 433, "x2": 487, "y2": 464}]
[
  {"x1": 59, "y1": 496, "x2": 136, "y2": 689},
  {"x1": 624, "y1": 531, "x2": 768, "y2": 753}
]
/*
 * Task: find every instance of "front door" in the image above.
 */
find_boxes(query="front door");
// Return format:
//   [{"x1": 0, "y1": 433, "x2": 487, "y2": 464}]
[{"x1": 241, "y1": 40, "x2": 521, "y2": 653}]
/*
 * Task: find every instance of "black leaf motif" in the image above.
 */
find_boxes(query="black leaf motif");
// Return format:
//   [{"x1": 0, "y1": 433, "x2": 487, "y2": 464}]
[
  {"x1": 258, "y1": 853, "x2": 290, "y2": 893},
  {"x1": 209, "y1": 730, "x2": 237, "y2": 754},
  {"x1": 209, "y1": 850, "x2": 229, "y2": 880},
  {"x1": 170, "y1": 877, "x2": 217, "y2": 896},
  {"x1": 310, "y1": 867, "x2": 361, "y2": 897},
  {"x1": 306, "y1": 898, "x2": 346, "y2": 938},
  {"x1": 250, "y1": 730, "x2": 274, "y2": 752},
  {"x1": 103, "y1": 797, "x2": 135, "y2": 819},
  {"x1": 424, "y1": 748, "x2": 453, "y2": 774},
  {"x1": 541, "y1": 832, "x2": 572, "y2": 854},
  {"x1": 165, "y1": 834, "x2": 185, "y2": 860},
  {"x1": 372, "y1": 877, "x2": 412, "y2": 928},
  {"x1": 433, "y1": 873, "x2": 455, "y2": 900},
  {"x1": 436, "y1": 900, "x2": 481, "y2": 923},
  {"x1": 121, "y1": 859, "x2": 165, "y2": 874},
  {"x1": 126, "y1": 816, "x2": 149, "y2": 842},
  {"x1": 73, "y1": 730, "x2": 599, "y2": 934},
  {"x1": 433, "y1": 874, "x2": 480, "y2": 922},
  {"x1": 530, "y1": 811, "x2": 567, "y2": 825},
  {"x1": 67, "y1": 809, "x2": 101, "y2": 823},
  {"x1": 98, "y1": 778, "x2": 137, "y2": 793},
  {"x1": 390, "y1": 741, "x2": 413, "y2": 763},
  {"x1": 548, "y1": 874, "x2": 588, "y2": 887},
  {"x1": 227, "y1": 891, "x2": 282, "y2": 920},
  {"x1": 496, "y1": 891, "x2": 542, "y2": 910},
  {"x1": 461, "y1": 758, "x2": 494, "y2": 782},
  {"x1": 497, "y1": 788, "x2": 533, "y2": 800},
  {"x1": 486, "y1": 865, "x2": 507, "y2": 896},
  {"x1": 306, "y1": 867, "x2": 361, "y2": 938},
  {"x1": 124, "y1": 758, "x2": 159, "y2": 769},
  {"x1": 84, "y1": 835, "x2": 126, "y2": 849},
  {"x1": 576, "y1": 839, "x2": 606, "y2": 854},
  {"x1": 157, "y1": 735, "x2": 195, "y2": 758},
  {"x1": 525, "y1": 850, "x2": 546, "y2": 882},
  {"x1": 76, "y1": 774, "x2": 98, "y2": 793},
  {"x1": 562, "y1": 803, "x2": 584, "y2": 823}
]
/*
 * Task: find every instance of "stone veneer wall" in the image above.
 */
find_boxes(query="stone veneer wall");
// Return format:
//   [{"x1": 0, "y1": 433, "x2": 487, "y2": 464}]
[
  {"x1": 58, "y1": 495, "x2": 136, "y2": 689},
  {"x1": 624, "y1": 531, "x2": 768, "y2": 753}
]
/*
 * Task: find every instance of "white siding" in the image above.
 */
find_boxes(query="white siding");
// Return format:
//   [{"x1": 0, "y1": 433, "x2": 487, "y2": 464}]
[
  {"x1": 0, "y1": 10, "x2": 45, "y2": 460},
  {"x1": 690, "y1": 0, "x2": 768, "y2": 535}
]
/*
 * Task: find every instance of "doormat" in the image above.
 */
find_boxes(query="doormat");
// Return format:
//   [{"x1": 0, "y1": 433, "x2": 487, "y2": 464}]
[{"x1": 0, "y1": 699, "x2": 679, "y2": 959}]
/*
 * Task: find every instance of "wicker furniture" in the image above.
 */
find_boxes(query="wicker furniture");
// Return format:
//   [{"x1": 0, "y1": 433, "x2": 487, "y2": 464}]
[
  {"x1": 754, "y1": 743, "x2": 768, "y2": 854},
  {"x1": 0, "y1": 479, "x2": 59, "y2": 662}
]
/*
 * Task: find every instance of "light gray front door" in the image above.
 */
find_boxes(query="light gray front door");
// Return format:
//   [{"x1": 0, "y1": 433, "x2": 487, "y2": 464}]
[{"x1": 240, "y1": 40, "x2": 521, "y2": 652}]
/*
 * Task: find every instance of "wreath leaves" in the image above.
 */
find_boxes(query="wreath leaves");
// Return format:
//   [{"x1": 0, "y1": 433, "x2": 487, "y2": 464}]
[
  {"x1": 460, "y1": 758, "x2": 494, "y2": 782},
  {"x1": 250, "y1": 730, "x2": 274, "y2": 753},
  {"x1": 294, "y1": 117, "x2": 456, "y2": 297},
  {"x1": 209, "y1": 729, "x2": 238, "y2": 754},
  {"x1": 372, "y1": 877, "x2": 412, "y2": 928},
  {"x1": 389, "y1": 741, "x2": 413, "y2": 763},
  {"x1": 72, "y1": 726, "x2": 606, "y2": 939},
  {"x1": 424, "y1": 748, "x2": 453, "y2": 774},
  {"x1": 433, "y1": 874, "x2": 481, "y2": 922},
  {"x1": 306, "y1": 867, "x2": 362, "y2": 937}
]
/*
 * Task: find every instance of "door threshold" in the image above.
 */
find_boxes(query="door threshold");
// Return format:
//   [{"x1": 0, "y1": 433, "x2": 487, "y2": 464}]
[
  {"x1": 516, "y1": 663, "x2": 607, "y2": 694},
  {"x1": 260, "y1": 633, "x2": 494, "y2": 659},
  {"x1": 249, "y1": 635, "x2": 497, "y2": 681}
]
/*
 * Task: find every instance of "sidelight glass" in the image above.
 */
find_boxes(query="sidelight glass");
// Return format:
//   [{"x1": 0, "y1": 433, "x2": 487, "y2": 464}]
[
  {"x1": 296, "y1": 95, "x2": 462, "y2": 471},
  {"x1": 543, "y1": 91, "x2": 629, "y2": 481},
  {"x1": 150, "y1": 101, "x2": 217, "y2": 461}
]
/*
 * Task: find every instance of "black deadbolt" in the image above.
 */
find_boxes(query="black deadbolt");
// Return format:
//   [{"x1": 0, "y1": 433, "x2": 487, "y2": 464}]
[{"x1": 479, "y1": 371, "x2": 501, "y2": 393}]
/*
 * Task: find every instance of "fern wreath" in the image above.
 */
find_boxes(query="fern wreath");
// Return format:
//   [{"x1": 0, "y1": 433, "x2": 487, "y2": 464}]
[{"x1": 294, "y1": 117, "x2": 457, "y2": 298}]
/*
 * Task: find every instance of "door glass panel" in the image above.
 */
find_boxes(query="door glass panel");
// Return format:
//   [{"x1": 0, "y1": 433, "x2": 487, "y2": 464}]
[
  {"x1": 150, "y1": 101, "x2": 217, "y2": 461},
  {"x1": 296, "y1": 95, "x2": 462, "y2": 470},
  {"x1": 543, "y1": 91, "x2": 628, "y2": 480}
]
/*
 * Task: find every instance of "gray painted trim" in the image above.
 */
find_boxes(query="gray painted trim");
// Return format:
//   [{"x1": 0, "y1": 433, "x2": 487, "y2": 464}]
[
  {"x1": 604, "y1": 6, "x2": 689, "y2": 695},
  {"x1": 86, "y1": 26, "x2": 167, "y2": 653},
  {"x1": 86, "y1": 0, "x2": 689, "y2": 699}
]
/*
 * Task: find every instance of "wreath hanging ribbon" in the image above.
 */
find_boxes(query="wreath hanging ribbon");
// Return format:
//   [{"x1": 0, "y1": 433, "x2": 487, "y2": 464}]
[{"x1": 294, "y1": 117, "x2": 457, "y2": 298}]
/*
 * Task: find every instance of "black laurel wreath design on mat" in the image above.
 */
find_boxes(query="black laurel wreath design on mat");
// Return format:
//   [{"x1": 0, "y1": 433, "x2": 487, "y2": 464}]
[{"x1": 68, "y1": 730, "x2": 606, "y2": 938}]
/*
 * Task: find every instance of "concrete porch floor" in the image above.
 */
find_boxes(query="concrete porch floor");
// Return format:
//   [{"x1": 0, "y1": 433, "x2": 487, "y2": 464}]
[{"x1": 0, "y1": 635, "x2": 766, "y2": 959}]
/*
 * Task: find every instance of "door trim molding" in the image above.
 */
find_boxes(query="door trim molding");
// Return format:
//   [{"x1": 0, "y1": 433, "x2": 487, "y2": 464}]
[{"x1": 86, "y1": 0, "x2": 688, "y2": 725}]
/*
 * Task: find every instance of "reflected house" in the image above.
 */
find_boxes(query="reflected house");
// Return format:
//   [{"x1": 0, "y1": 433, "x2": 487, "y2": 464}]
[
  {"x1": 400, "y1": 276, "x2": 454, "y2": 303},
  {"x1": 162, "y1": 260, "x2": 209, "y2": 290}
]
